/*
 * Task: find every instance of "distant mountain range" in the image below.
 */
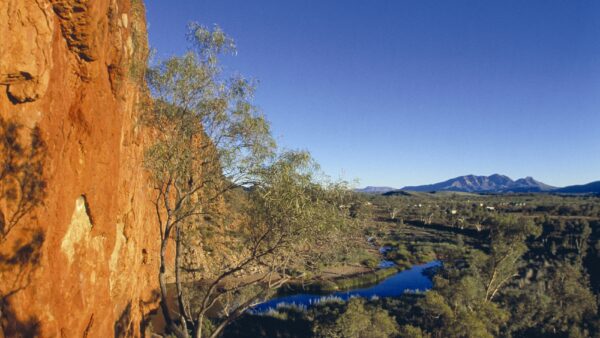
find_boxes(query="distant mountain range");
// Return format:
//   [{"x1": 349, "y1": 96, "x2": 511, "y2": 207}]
[
  {"x1": 356, "y1": 174, "x2": 600, "y2": 195},
  {"x1": 354, "y1": 186, "x2": 396, "y2": 194},
  {"x1": 554, "y1": 181, "x2": 600, "y2": 194},
  {"x1": 402, "y1": 174, "x2": 555, "y2": 193}
]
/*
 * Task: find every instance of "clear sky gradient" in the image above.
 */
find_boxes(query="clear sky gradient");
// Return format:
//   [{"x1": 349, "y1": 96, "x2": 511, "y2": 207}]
[{"x1": 145, "y1": 1, "x2": 600, "y2": 188}]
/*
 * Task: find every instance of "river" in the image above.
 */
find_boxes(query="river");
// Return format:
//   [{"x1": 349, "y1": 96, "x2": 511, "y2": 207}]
[{"x1": 252, "y1": 260, "x2": 441, "y2": 313}]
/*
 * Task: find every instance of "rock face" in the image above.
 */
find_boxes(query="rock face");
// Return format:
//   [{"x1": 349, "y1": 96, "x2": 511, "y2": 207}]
[{"x1": 0, "y1": 0, "x2": 159, "y2": 337}]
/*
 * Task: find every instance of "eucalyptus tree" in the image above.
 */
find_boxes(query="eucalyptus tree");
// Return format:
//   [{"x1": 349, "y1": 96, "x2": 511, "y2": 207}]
[
  {"x1": 414, "y1": 216, "x2": 542, "y2": 337},
  {"x1": 144, "y1": 23, "x2": 352, "y2": 338},
  {"x1": 481, "y1": 216, "x2": 541, "y2": 302},
  {"x1": 191, "y1": 151, "x2": 350, "y2": 338},
  {"x1": 144, "y1": 23, "x2": 274, "y2": 338}
]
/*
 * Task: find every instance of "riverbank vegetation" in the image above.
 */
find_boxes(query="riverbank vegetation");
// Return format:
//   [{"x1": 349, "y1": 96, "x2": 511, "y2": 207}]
[{"x1": 219, "y1": 191, "x2": 600, "y2": 337}]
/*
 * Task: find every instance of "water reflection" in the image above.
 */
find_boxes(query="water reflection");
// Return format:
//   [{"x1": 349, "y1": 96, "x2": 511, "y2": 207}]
[{"x1": 252, "y1": 260, "x2": 441, "y2": 313}]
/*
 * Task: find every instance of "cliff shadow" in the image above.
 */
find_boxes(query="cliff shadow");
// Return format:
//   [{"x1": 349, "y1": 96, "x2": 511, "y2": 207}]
[
  {"x1": 114, "y1": 302, "x2": 133, "y2": 338},
  {"x1": 0, "y1": 116, "x2": 47, "y2": 337}
]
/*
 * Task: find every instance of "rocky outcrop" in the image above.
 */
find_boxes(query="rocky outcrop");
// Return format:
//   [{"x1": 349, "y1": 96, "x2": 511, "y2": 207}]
[{"x1": 0, "y1": 0, "x2": 159, "y2": 337}]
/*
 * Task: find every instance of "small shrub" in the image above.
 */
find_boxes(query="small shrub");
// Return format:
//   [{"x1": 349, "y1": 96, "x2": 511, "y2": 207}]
[{"x1": 362, "y1": 257, "x2": 379, "y2": 269}]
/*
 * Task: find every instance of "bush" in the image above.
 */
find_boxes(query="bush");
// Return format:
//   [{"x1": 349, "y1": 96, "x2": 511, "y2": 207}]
[
  {"x1": 315, "y1": 298, "x2": 399, "y2": 338},
  {"x1": 362, "y1": 257, "x2": 380, "y2": 269},
  {"x1": 399, "y1": 324, "x2": 427, "y2": 338}
]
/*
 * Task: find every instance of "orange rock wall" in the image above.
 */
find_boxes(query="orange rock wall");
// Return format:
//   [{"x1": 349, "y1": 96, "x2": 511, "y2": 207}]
[{"x1": 0, "y1": 0, "x2": 159, "y2": 336}]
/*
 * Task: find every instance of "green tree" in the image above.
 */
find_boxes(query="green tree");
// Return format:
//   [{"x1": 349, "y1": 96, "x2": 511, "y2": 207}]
[
  {"x1": 506, "y1": 261, "x2": 597, "y2": 336},
  {"x1": 417, "y1": 281, "x2": 509, "y2": 338},
  {"x1": 480, "y1": 216, "x2": 540, "y2": 302},
  {"x1": 192, "y1": 151, "x2": 351, "y2": 338},
  {"x1": 144, "y1": 23, "x2": 274, "y2": 338},
  {"x1": 574, "y1": 220, "x2": 591, "y2": 259},
  {"x1": 415, "y1": 216, "x2": 538, "y2": 337},
  {"x1": 316, "y1": 298, "x2": 399, "y2": 338},
  {"x1": 145, "y1": 23, "x2": 353, "y2": 338},
  {"x1": 398, "y1": 324, "x2": 428, "y2": 338}
]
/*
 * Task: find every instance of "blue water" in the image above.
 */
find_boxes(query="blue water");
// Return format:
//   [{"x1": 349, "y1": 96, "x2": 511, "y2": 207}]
[
  {"x1": 378, "y1": 260, "x2": 396, "y2": 268},
  {"x1": 252, "y1": 260, "x2": 441, "y2": 313}
]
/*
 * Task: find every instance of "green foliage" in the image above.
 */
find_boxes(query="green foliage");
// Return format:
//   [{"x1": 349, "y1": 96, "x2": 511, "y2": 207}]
[
  {"x1": 314, "y1": 298, "x2": 399, "y2": 338},
  {"x1": 416, "y1": 288, "x2": 509, "y2": 338},
  {"x1": 226, "y1": 192, "x2": 600, "y2": 337},
  {"x1": 505, "y1": 261, "x2": 597, "y2": 336},
  {"x1": 144, "y1": 24, "x2": 275, "y2": 191},
  {"x1": 247, "y1": 151, "x2": 352, "y2": 275},
  {"x1": 144, "y1": 23, "x2": 279, "y2": 338},
  {"x1": 333, "y1": 268, "x2": 400, "y2": 291},
  {"x1": 361, "y1": 257, "x2": 379, "y2": 269},
  {"x1": 395, "y1": 215, "x2": 542, "y2": 337},
  {"x1": 348, "y1": 201, "x2": 369, "y2": 220},
  {"x1": 127, "y1": 0, "x2": 149, "y2": 83},
  {"x1": 284, "y1": 268, "x2": 401, "y2": 294},
  {"x1": 398, "y1": 324, "x2": 427, "y2": 338},
  {"x1": 479, "y1": 216, "x2": 540, "y2": 301}
]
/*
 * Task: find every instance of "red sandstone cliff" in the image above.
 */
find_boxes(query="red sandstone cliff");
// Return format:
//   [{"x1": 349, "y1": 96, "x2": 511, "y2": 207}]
[{"x1": 0, "y1": 0, "x2": 159, "y2": 336}]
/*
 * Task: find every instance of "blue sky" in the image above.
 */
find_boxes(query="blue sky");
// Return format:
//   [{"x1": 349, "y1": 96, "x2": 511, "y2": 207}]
[{"x1": 145, "y1": 1, "x2": 600, "y2": 188}]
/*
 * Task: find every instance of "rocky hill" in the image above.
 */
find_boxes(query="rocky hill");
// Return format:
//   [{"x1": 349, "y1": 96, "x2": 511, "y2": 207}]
[
  {"x1": 554, "y1": 181, "x2": 600, "y2": 194},
  {"x1": 355, "y1": 186, "x2": 396, "y2": 194},
  {"x1": 0, "y1": 1, "x2": 159, "y2": 336},
  {"x1": 401, "y1": 174, "x2": 555, "y2": 193}
]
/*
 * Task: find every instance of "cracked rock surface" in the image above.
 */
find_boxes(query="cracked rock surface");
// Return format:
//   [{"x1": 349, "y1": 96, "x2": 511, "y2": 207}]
[{"x1": 0, "y1": 1, "x2": 160, "y2": 336}]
